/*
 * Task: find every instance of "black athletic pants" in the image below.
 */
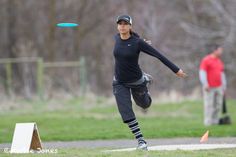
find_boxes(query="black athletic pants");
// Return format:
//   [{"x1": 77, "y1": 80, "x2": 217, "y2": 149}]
[{"x1": 113, "y1": 80, "x2": 152, "y2": 122}]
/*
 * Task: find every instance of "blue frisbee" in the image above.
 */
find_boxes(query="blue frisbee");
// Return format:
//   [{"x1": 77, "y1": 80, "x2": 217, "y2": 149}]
[{"x1": 57, "y1": 23, "x2": 79, "y2": 27}]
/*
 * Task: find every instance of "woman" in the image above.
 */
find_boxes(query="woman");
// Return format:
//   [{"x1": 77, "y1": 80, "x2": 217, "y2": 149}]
[{"x1": 112, "y1": 15, "x2": 187, "y2": 150}]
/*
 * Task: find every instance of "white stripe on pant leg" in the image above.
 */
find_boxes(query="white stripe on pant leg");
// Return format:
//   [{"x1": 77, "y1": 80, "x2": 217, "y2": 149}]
[
  {"x1": 128, "y1": 120, "x2": 137, "y2": 125},
  {"x1": 131, "y1": 126, "x2": 139, "y2": 131},
  {"x1": 134, "y1": 131, "x2": 141, "y2": 136}
]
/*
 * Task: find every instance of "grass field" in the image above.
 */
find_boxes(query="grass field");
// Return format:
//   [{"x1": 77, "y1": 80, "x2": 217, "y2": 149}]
[
  {"x1": 0, "y1": 97, "x2": 235, "y2": 143},
  {"x1": 0, "y1": 97, "x2": 236, "y2": 156}
]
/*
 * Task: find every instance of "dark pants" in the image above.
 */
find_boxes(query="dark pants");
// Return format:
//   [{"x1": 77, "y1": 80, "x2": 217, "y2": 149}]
[{"x1": 113, "y1": 80, "x2": 152, "y2": 122}]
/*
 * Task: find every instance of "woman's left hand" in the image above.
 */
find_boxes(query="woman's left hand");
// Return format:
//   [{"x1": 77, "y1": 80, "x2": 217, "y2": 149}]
[{"x1": 176, "y1": 69, "x2": 187, "y2": 78}]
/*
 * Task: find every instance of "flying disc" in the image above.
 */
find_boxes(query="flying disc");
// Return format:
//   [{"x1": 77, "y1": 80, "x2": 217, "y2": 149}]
[{"x1": 56, "y1": 23, "x2": 79, "y2": 27}]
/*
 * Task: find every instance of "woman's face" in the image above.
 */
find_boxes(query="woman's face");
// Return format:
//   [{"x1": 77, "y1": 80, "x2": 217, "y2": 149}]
[{"x1": 117, "y1": 20, "x2": 131, "y2": 34}]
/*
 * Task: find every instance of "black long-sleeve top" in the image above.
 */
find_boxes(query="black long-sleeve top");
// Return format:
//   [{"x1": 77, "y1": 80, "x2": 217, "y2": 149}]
[{"x1": 113, "y1": 33, "x2": 180, "y2": 83}]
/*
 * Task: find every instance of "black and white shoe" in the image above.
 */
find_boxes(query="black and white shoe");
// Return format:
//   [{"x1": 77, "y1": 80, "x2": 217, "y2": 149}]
[
  {"x1": 137, "y1": 140, "x2": 148, "y2": 151},
  {"x1": 143, "y1": 73, "x2": 153, "y2": 87}
]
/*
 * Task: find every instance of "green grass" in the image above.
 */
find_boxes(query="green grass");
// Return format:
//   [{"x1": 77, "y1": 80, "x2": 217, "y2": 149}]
[
  {"x1": 1, "y1": 148, "x2": 236, "y2": 157},
  {"x1": 0, "y1": 97, "x2": 236, "y2": 143}
]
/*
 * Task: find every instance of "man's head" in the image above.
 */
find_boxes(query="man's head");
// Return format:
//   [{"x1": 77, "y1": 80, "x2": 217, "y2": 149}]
[{"x1": 211, "y1": 45, "x2": 223, "y2": 57}]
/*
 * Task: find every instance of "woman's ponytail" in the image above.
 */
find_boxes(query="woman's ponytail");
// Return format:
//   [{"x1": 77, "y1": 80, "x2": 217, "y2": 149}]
[{"x1": 130, "y1": 29, "x2": 140, "y2": 38}]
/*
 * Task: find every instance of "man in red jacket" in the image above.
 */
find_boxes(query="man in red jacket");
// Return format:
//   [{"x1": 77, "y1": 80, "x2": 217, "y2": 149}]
[{"x1": 199, "y1": 45, "x2": 227, "y2": 126}]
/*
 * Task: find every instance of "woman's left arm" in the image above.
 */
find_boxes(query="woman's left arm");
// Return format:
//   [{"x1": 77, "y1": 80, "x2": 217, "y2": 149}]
[{"x1": 139, "y1": 39, "x2": 187, "y2": 78}]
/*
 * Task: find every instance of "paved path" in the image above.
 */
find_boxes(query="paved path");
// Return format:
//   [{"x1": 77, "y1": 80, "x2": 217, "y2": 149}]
[
  {"x1": 106, "y1": 144, "x2": 236, "y2": 152},
  {"x1": 1, "y1": 137, "x2": 236, "y2": 149}
]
